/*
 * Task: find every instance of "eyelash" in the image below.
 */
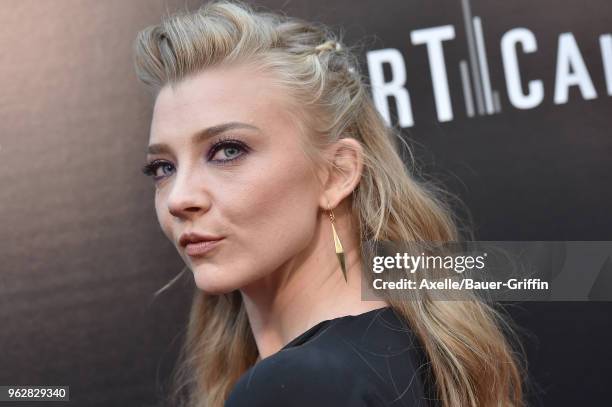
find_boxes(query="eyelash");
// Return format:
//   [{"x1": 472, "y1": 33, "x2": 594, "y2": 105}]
[{"x1": 141, "y1": 137, "x2": 250, "y2": 181}]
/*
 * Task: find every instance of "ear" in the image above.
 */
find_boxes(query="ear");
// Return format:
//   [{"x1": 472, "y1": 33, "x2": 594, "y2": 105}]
[{"x1": 318, "y1": 138, "x2": 364, "y2": 210}]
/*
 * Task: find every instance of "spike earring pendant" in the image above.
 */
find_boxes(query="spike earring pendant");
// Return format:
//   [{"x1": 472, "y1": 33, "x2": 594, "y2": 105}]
[{"x1": 328, "y1": 208, "x2": 348, "y2": 283}]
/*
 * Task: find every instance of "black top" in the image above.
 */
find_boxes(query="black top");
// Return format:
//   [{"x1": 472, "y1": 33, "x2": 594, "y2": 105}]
[{"x1": 225, "y1": 306, "x2": 435, "y2": 407}]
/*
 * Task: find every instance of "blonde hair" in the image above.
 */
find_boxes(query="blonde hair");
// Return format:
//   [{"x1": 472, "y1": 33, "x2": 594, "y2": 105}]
[{"x1": 134, "y1": 1, "x2": 525, "y2": 406}]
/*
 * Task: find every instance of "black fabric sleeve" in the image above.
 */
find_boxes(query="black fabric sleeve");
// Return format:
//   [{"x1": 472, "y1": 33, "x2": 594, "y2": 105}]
[
  {"x1": 225, "y1": 348, "x2": 384, "y2": 407},
  {"x1": 225, "y1": 308, "x2": 429, "y2": 407}
]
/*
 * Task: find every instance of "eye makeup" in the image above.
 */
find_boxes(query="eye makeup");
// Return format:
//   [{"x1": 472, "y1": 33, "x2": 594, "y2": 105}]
[
  {"x1": 141, "y1": 136, "x2": 252, "y2": 181},
  {"x1": 206, "y1": 136, "x2": 251, "y2": 164}
]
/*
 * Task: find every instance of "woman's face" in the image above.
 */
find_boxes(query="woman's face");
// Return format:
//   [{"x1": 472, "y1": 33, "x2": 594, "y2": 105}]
[{"x1": 145, "y1": 64, "x2": 324, "y2": 294}]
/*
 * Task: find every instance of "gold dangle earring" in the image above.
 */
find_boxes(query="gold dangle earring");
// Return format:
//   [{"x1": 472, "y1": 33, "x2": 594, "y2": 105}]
[{"x1": 328, "y1": 206, "x2": 348, "y2": 283}]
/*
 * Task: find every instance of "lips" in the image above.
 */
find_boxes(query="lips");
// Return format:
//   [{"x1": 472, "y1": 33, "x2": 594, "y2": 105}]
[
  {"x1": 179, "y1": 232, "x2": 224, "y2": 257},
  {"x1": 184, "y1": 239, "x2": 223, "y2": 256},
  {"x1": 179, "y1": 232, "x2": 223, "y2": 247}
]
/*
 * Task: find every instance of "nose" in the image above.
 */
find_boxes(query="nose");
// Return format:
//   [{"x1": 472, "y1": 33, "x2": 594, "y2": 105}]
[{"x1": 166, "y1": 169, "x2": 212, "y2": 220}]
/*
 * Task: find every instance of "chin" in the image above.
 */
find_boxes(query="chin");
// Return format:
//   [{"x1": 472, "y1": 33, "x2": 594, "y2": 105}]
[
  {"x1": 191, "y1": 265, "x2": 241, "y2": 295},
  {"x1": 193, "y1": 274, "x2": 235, "y2": 295}
]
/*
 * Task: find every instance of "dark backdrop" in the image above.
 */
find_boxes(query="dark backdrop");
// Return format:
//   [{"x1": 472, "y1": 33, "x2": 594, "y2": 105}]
[{"x1": 1, "y1": 0, "x2": 610, "y2": 406}]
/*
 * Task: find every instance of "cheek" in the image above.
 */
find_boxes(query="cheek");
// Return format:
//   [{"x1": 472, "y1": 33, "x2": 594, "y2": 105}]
[
  {"x1": 190, "y1": 160, "x2": 320, "y2": 293},
  {"x1": 226, "y1": 156, "x2": 321, "y2": 270},
  {"x1": 154, "y1": 188, "x2": 173, "y2": 243}
]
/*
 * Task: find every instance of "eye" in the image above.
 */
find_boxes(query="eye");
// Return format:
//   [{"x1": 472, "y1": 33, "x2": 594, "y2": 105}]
[
  {"x1": 141, "y1": 160, "x2": 175, "y2": 181},
  {"x1": 208, "y1": 138, "x2": 250, "y2": 163}
]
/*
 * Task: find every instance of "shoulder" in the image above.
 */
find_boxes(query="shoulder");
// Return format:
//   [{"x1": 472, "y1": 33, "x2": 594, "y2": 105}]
[
  {"x1": 226, "y1": 309, "x2": 430, "y2": 407},
  {"x1": 225, "y1": 340, "x2": 381, "y2": 407}
]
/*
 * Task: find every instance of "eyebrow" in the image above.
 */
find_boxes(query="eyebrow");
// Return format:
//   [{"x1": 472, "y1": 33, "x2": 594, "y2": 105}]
[{"x1": 146, "y1": 121, "x2": 260, "y2": 155}]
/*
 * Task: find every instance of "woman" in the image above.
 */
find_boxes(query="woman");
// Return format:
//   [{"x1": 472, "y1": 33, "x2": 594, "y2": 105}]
[{"x1": 134, "y1": 1, "x2": 525, "y2": 406}]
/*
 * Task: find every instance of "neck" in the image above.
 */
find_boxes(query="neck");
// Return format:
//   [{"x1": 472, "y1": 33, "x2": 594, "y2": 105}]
[{"x1": 238, "y1": 209, "x2": 388, "y2": 359}]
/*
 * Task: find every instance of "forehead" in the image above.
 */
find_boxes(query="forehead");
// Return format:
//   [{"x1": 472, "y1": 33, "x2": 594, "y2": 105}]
[{"x1": 150, "y1": 64, "x2": 297, "y2": 141}]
